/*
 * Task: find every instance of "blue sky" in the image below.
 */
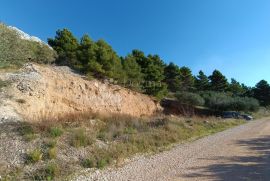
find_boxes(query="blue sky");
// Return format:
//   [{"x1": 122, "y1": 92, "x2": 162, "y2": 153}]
[{"x1": 1, "y1": 0, "x2": 270, "y2": 86}]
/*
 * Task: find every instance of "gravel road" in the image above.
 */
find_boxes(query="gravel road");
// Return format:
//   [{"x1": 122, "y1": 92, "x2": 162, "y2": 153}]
[{"x1": 74, "y1": 118, "x2": 270, "y2": 181}]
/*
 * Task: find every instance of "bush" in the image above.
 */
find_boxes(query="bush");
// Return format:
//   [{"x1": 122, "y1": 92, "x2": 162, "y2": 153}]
[
  {"x1": 45, "y1": 163, "x2": 60, "y2": 180},
  {"x1": 48, "y1": 147, "x2": 57, "y2": 159},
  {"x1": 70, "y1": 129, "x2": 92, "y2": 147},
  {"x1": 82, "y1": 148, "x2": 113, "y2": 169},
  {"x1": 82, "y1": 158, "x2": 94, "y2": 168},
  {"x1": 201, "y1": 91, "x2": 259, "y2": 112},
  {"x1": 175, "y1": 92, "x2": 205, "y2": 106},
  {"x1": 49, "y1": 127, "x2": 63, "y2": 138},
  {"x1": 19, "y1": 123, "x2": 37, "y2": 141},
  {"x1": 27, "y1": 149, "x2": 43, "y2": 163}
]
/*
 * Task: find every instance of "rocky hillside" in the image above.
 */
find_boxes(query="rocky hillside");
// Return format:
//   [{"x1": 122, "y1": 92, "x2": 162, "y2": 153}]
[
  {"x1": 0, "y1": 23, "x2": 56, "y2": 69},
  {"x1": 0, "y1": 63, "x2": 161, "y2": 120}
]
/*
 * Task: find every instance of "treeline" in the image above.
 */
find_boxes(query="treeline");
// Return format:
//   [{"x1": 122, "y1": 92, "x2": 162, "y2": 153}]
[{"x1": 47, "y1": 29, "x2": 270, "y2": 111}]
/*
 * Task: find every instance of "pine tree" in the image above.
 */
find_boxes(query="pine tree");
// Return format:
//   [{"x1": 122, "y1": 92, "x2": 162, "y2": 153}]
[
  {"x1": 180, "y1": 66, "x2": 194, "y2": 91},
  {"x1": 164, "y1": 62, "x2": 181, "y2": 92},
  {"x1": 77, "y1": 34, "x2": 103, "y2": 76},
  {"x1": 48, "y1": 28, "x2": 79, "y2": 67},
  {"x1": 209, "y1": 70, "x2": 228, "y2": 92},
  {"x1": 95, "y1": 39, "x2": 123, "y2": 80},
  {"x1": 195, "y1": 70, "x2": 210, "y2": 91},
  {"x1": 228, "y1": 78, "x2": 245, "y2": 96},
  {"x1": 143, "y1": 55, "x2": 167, "y2": 98},
  {"x1": 122, "y1": 54, "x2": 144, "y2": 90},
  {"x1": 131, "y1": 50, "x2": 167, "y2": 98},
  {"x1": 253, "y1": 80, "x2": 270, "y2": 106}
]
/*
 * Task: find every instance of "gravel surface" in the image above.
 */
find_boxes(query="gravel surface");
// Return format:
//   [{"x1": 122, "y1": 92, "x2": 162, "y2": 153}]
[{"x1": 73, "y1": 118, "x2": 270, "y2": 181}]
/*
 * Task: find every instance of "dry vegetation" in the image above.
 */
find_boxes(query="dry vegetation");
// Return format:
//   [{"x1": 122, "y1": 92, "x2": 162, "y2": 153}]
[{"x1": 1, "y1": 111, "x2": 245, "y2": 180}]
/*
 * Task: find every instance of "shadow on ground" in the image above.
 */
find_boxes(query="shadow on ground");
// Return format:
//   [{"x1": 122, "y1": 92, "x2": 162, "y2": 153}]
[{"x1": 182, "y1": 136, "x2": 270, "y2": 181}]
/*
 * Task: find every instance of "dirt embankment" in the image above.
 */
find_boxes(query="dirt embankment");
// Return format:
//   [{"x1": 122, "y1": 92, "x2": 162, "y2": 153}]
[{"x1": 0, "y1": 64, "x2": 161, "y2": 120}]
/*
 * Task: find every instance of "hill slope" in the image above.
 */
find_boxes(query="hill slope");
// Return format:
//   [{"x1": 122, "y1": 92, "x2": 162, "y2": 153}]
[
  {"x1": 0, "y1": 23, "x2": 56, "y2": 69},
  {"x1": 0, "y1": 63, "x2": 161, "y2": 120}
]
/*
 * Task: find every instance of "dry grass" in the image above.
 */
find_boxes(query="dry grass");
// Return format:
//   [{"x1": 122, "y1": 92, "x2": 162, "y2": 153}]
[
  {"x1": 27, "y1": 111, "x2": 244, "y2": 163},
  {"x1": 10, "y1": 111, "x2": 245, "y2": 180}
]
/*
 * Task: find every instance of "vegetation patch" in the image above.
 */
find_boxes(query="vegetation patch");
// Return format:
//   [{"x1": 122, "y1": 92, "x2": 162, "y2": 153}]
[
  {"x1": 27, "y1": 149, "x2": 43, "y2": 163},
  {"x1": 0, "y1": 79, "x2": 10, "y2": 90},
  {"x1": 70, "y1": 128, "x2": 93, "y2": 148},
  {"x1": 18, "y1": 123, "x2": 38, "y2": 141},
  {"x1": 8, "y1": 112, "x2": 245, "y2": 180},
  {"x1": 48, "y1": 127, "x2": 63, "y2": 138}
]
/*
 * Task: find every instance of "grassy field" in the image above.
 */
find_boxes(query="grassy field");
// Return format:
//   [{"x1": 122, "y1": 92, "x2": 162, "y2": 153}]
[{"x1": 1, "y1": 112, "x2": 245, "y2": 180}]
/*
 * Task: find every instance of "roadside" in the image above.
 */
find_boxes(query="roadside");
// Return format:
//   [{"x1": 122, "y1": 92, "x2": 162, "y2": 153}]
[
  {"x1": 0, "y1": 113, "x2": 244, "y2": 181},
  {"x1": 72, "y1": 117, "x2": 270, "y2": 181}
]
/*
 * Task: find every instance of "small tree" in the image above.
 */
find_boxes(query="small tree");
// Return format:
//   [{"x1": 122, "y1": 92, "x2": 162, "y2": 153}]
[
  {"x1": 164, "y1": 62, "x2": 181, "y2": 92},
  {"x1": 48, "y1": 28, "x2": 79, "y2": 67},
  {"x1": 179, "y1": 66, "x2": 194, "y2": 91},
  {"x1": 122, "y1": 55, "x2": 144, "y2": 90},
  {"x1": 253, "y1": 80, "x2": 270, "y2": 106}
]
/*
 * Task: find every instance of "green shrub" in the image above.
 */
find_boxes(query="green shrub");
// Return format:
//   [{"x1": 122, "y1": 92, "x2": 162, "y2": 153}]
[
  {"x1": 46, "y1": 140, "x2": 57, "y2": 148},
  {"x1": 45, "y1": 163, "x2": 60, "y2": 180},
  {"x1": 82, "y1": 158, "x2": 94, "y2": 168},
  {"x1": 70, "y1": 129, "x2": 92, "y2": 147},
  {"x1": 49, "y1": 127, "x2": 63, "y2": 138},
  {"x1": 0, "y1": 23, "x2": 56, "y2": 69},
  {"x1": 27, "y1": 149, "x2": 43, "y2": 163},
  {"x1": 48, "y1": 147, "x2": 57, "y2": 159},
  {"x1": 83, "y1": 148, "x2": 113, "y2": 169},
  {"x1": 19, "y1": 123, "x2": 37, "y2": 141},
  {"x1": 201, "y1": 91, "x2": 259, "y2": 112},
  {"x1": 176, "y1": 92, "x2": 205, "y2": 106}
]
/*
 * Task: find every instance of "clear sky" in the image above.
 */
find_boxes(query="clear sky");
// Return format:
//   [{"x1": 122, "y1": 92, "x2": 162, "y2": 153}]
[{"x1": 1, "y1": 0, "x2": 270, "y2": 86}]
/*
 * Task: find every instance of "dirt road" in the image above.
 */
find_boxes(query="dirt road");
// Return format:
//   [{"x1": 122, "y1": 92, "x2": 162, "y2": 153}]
[{"x1": 74, "y1": 118, "x2": 270, "y2": 181}]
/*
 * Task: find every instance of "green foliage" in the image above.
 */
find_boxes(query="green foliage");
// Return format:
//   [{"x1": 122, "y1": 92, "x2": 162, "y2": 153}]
[
  {"x1": 125, "y1": 50, "x2": 167, "y2": 98},
  {"x1": 164, "y1": 62, "x2": 181, "y2": 92},
  {"x1": 228, "y1": 78, "x2": 245, "y2": 96},
  {"x1": 49, "y1": 127, "x2": 63, "y2": 138},
  {"x1": 179, "y1": 66, "x2": 194, "y2": 91},
  {"x1": 19, "y1": 123, "x2": 37, "y2": 141},
  {"x1": 142, "y1": 55, "x2": 167, "y2": 98},
  {"x1": 27, "y1": 149, "x2": 43, "y2": 163},
  {"x1": 209, "y1": 70, "x2": 228, "y2": 92},
  {"x1": 70, "y1": 128, "x2": 92, "y2": 148},
  {"x1": 195, "y1": 70, "x2": 210, "y2": 91},
  {"x1": 94, "y1": 39, "x2": 124, "y2": 80},
  {"x1": 175, "y1": 92, "x2": 205, "y2": 106},
  {"x1": 48, "y1": 28, "x2": 79, "y2": 67},
  {"x1": 122, "y1": 55, "x2": 144, "y2": 90},
  {"x1": 47, "y1": 28, "x2": 268, "y2": 104},
  {"x1": 48, "y1": 147, "x2": 57, "y2": 159},
  {"x1": 82, "y1": 148, "x2": 113, "y2": 169},
  {"x1": 253, "y1": 80, "x2": 270, "y2": 106},
  {"x1": 0, "y1": 23, "x2": 56, "y2": 68},
  {"x1": 77, "y1": 34, "x2": 103, "y2": 75},
  {"x1": 45, "y1": 163, "x2": 60, "y2": 180},
  {"x1": 201, "y1": 91, "x2": 259, "y2": 112}
]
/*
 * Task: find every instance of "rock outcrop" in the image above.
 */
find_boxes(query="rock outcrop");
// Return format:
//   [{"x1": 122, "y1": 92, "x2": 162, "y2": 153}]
[{"x1": 1, "y1": 64, "x2": 161, "y2": 120}]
